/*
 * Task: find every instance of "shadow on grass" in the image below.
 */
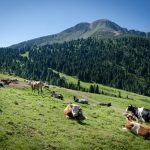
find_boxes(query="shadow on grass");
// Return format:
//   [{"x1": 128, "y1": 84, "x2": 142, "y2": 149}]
[
  {"x1": 68, "y1": 117, "x2": 89, "y2": 126},
  {"x1": 77, "y1": 121, "x2": 89, "y2": 126}
]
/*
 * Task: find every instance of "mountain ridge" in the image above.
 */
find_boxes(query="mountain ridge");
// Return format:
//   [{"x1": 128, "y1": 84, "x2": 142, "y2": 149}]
[{"x1": 10, "y1": 19, "x2": 150, "y2": 49}]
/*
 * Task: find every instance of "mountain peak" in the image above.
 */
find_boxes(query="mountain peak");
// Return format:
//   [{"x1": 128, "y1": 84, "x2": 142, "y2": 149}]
[
  {"x1": 10, "y1": 19, "x2": 148, "y2": 49},
  {"x1": 92, "y1": 19, "x2": 112, "y2": 23},
  {"x1": 91, "y1": 19, "x2": 123, "y2": 31}
]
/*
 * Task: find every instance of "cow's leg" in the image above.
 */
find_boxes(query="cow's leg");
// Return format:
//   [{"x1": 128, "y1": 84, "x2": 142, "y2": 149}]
[{"x1": 31, "y1": 86, "x2": 34, "y2": 93}]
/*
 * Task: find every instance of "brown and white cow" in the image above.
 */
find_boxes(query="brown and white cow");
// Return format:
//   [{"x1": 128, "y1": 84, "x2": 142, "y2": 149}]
[
  {"x1": 64, "y1": 103, "x2": 86, "y2": 121},
  {"x1": 124, "y1": 113, "x2": 150, "y2": 139},
  {"x1": 30, "y1": 81, "x2": 44, "y2": 95}
]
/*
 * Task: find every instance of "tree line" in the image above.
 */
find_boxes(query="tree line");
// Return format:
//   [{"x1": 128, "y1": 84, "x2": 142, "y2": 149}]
[{"x1": 0, "y1": 37, "x2": 150, "y2": 95}]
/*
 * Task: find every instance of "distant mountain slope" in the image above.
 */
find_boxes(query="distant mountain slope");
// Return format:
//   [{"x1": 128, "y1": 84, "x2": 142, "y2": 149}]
[
  {"x1": 10, "y1": 19, "x2": 150, "y2": 49},
  {"x1": 2, "y1": 37, "x2": 150, "y2": 96}
]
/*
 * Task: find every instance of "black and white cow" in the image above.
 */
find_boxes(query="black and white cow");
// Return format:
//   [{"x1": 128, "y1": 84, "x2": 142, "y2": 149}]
[
  {"x1": 98, "y1": 102, "x2": 112, "y2": 107},
  {"x1": 73, "y1": 96, "x2": 88, "y2": 104},
  {"x1": 126, "y1": 105, "x2": 150, "y2": 122},
  {"x1": 51, "y1": 91, "x2": 63, "y2": 100}
]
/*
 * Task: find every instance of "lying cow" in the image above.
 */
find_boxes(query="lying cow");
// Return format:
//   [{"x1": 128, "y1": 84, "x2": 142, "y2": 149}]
[
  {"x1": 64, "y1": 103, "x2": 86, "y2": 121},
  {"x1": 1, "y1": 79, "x2": 11, "y2": 85},
  {"x1": 51, "y1": 91, "x2": 63, "y2": 100},
  {"x1": 98, "y1": 102, "x2": 112, "y2": 107},
  {"x1": 126, "y1": 105, "x2": 150, "y2": 122},
  {"x1": 124, "y1": 113, "x2": 150, "y2": 139},
  {"x1": 73, "y1": 96, "x2": 88, "y2": 104}
]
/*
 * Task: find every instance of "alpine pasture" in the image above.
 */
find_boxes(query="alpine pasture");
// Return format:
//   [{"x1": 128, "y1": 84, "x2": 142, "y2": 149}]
[{"x1": 0, "y1": 74, "x2": 150, "y2": 150}]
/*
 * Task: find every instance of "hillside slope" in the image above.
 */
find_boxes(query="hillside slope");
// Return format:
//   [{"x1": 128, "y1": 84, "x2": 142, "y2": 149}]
[
  {"x1": 1, "y1": 37, "x2": 150, "y2": 96},
  {"x1": 0, "y1": 74, "x2": 150, "y2": 149},
  {"x1": 10, "y1": 19, "x2": 149, "y2": 49}
]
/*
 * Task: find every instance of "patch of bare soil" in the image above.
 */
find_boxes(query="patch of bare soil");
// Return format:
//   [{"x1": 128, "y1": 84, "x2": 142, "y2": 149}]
[{"x1": 9, "y1": 81, "x2": 30, "y2": 89}]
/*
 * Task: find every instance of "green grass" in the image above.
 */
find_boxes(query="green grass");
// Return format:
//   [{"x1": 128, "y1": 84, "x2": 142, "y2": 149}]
[
  {"x1": 52, "y1": 69, "x2": 150, "y2": 101},
  {"x1": 0, "y1": 74, "x2": 150, "y2": 150}
]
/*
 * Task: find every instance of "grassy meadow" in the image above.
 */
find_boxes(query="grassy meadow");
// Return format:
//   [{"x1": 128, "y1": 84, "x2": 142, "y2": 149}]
[
  {"x1": 0, "y1": 74, "x2": 150, "y2": 150},
  {"x1": 53, "y1": 69, "x2": 148, "y2": 100}
]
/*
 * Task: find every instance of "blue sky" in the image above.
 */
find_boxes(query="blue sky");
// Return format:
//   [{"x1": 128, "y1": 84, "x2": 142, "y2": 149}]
[{"x1": 0, "y1": 0, "x2": 150, "y2": 47}]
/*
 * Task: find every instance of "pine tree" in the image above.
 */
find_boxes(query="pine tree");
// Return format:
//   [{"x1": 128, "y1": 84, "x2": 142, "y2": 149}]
[
  {"x1": 77, "y1": 79, "x2": 80, "y2": 90},
  {"x1": 95, "y1": 85, "x2": 99, "y2": 94},
  {"x1": 89, "y1": 85, "x2": 94, "y2": 93}
]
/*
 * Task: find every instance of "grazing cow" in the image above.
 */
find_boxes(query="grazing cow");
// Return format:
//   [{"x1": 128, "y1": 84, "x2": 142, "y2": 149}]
[
  {"x1": 126, "y1": 105, "x2": 150, "y2": 122},
  {"x1": 64, "y1": 103, "x2": 86, "y2": 121},
  {"x1": 51, "y1": 91, "x2": 63, "y2": 100},
  {"x1": 98, "y1": 102, "x2": 112, "y2": 107},
  {"x1": 73, "y1": 96, "x2": 88, "y2": 104},
  {"x1": 30, "y1": 81, "x2": 44, "y2": 95},
  {"x1": 124, "y1": 113, "x2": 150, "y2": 139}
]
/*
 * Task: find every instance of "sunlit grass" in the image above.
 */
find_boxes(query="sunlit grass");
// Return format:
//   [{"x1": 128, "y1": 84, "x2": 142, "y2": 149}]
[{"x1": 0, "y1": 74, "x2": 150, "y2": 149}]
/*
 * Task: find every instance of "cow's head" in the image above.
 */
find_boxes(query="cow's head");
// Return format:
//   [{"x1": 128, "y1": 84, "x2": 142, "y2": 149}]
[
  {"x1": 126, "y1": 105, "x2": 136, "y2": 113},
  {"x1": 125, "y1": 113, "x2": 136, "y2": 121},
  {"x1": 72, "y1": 105, "x2": 80, "y2": 117},
  {"x1": 77, "y1": 108, "x2": 86, "y2": 121}
]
